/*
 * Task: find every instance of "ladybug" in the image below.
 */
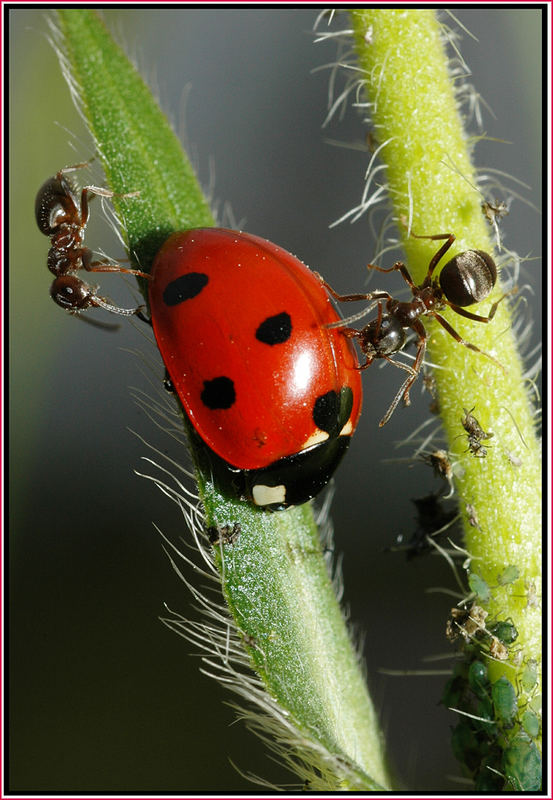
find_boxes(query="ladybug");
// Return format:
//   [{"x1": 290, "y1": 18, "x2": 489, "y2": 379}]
[{"x1": 149, "y1": 228, "x2": 363, "y2": 509}]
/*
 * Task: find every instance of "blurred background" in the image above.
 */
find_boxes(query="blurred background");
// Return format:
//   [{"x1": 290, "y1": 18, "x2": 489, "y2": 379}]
[{"x1": 8, "y1": 8, "x2": 542, "y2": 793}]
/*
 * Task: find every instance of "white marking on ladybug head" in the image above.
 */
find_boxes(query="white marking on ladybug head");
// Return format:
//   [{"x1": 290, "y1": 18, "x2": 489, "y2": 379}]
[{"x1": 252, "y1": 484, "x2": 286, "y2": 507}]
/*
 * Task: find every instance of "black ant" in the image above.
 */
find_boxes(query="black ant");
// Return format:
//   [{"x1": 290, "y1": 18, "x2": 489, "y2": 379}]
[
  {"x1": 318, "y1": 231, "x2": 512, "y2": 426},
  {"x1": 36, "y1": 163, "x2": 149, "y2": 316}
]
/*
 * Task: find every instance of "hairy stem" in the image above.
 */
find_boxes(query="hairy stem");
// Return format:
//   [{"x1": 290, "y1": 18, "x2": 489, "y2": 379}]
[
  {"x1": 55, "y1": 9, "x2": 391, "y2": 790},
  {"x1": 349, "y1": 8, "x2": 541, "y2": 788}
]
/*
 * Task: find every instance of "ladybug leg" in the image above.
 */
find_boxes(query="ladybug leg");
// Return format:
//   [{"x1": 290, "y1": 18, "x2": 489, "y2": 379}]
[{"x1": 431, "y1": 311, "x2": 507, "y2": 374}]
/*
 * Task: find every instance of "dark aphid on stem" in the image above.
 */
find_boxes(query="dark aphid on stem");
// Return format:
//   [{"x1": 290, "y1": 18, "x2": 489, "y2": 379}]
[
  {"x1": 36, "y1": 162, "x2": 148, "y2": 316},
  {"x1": 461, "y1": 406, "x2": 494, "y2": 458},
  {"x1": 206, "y1": 522, "x2": 241, "y2": 547},
  {"x1": 481, "y1": 198, "x2": 509, "y2": 225},
  {"x1": 318, "y1": 232, "x2": 513, "y2": 426},
  {"x1": 418, "y1": 448, "x2": 455, "y2": 497}
]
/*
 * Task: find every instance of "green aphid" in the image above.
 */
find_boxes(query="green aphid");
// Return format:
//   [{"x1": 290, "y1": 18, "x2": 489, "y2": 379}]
[
  {"x1": 503, "y1": 734, "x2": 542, "y2": 791},
  {"x1": 489, "y1": 620, "x2": 518, "y2": 645},
  {"x1": 491, "y1": 676, "x2": 517, "y2": 726},
  {"x1": 468, "y1": 660, "x2": 489, "y2": 699},
  {"x1": 497, "y1": 564, "x2": 520, "y2": 585},
  {"x1": 521, "y1": 660, "x2": 538, "y2": 693},
  {"x1": 468, "y1": 572, "x2": 491, "y2": 603},
  {"x1": 529, "y1": 694, "x2": 542, "y2": 714},
  {"x1": 521, "y1": 709, "x2": 541, "y2": 739}
]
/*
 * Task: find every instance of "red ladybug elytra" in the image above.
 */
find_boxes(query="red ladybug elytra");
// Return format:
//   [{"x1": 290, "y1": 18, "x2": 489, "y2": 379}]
[{"x1": 149, "y1": 228, "x2": 363, "y2": 509}]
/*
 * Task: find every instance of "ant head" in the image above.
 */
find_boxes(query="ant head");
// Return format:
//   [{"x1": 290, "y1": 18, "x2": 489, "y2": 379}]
[{"x1": 50, "y1": 274, "x2": 95, "y2": 311}]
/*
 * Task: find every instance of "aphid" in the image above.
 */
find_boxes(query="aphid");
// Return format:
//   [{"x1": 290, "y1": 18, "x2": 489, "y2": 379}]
[
  {"x1": 36, "y1": 164, "x2": 148, "y2": 316},
  {"x1": 489, "y1": 620, "x2": 519, "y2": 646},
  {"x1": 461, "y1": 407, "x2": 494, "y2": 457},
  {"x1": 206, "y1": 522, "x2": 241, "y2": 547},
  {"x1": 488, "y1": 636, "x2": 509, "y2": 661},
  {"x1": 467, "y1": 660, "x2": 490, "y2": 699},
  {"x1": 422, "y1": 373, "x2": 440, "y2": 414},
  {"x1": 319, "y1": 232, "x2": 510, "y2": 426},
  {"x1": 503, "y1": 735, "x2": 542, "y2": 791},
  {"x1": 521, "y1": 710, "x2": 541, "y2": 740},
  {"x1": 521, "y1": 661, "x2": 538, "y2": 693},
  {"x1": 465, "y1": 503, "x2": 482, "y2": 530},
  {"x1": 491, "y1": 676, "x2": 517, "y2": 727},
  {"x1": 481, "y1": 199, "x2": 509, "y2": 225},
  {"x1": 419, "y1": 448, "x2": 454, "y2": 497},
  {"x1": 446, "y1": 603, "x2": 488, "y2": 643},
  {"x1": 468, "y1": 572, "x2": 491, "y2": 604},
  {"x1": 497, "y1": 565, "x2": 520, "y2": 586},
  {"x1": 149, "y1": 228, "x2": 363, "y2": 509}
]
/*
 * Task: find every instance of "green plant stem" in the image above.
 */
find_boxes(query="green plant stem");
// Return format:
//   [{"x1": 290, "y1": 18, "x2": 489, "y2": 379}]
[
  {"x1": 56, "y1": 9, "x2": 391, "y2": 790},
  {"x1": 350, "y1": 4, "x2": 541, "y2": 758}
]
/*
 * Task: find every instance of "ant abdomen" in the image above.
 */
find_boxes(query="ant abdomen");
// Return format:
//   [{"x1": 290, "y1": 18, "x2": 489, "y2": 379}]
[
  {"x1": 439, "y1": 250, "x2": 497, "y2": 308},
  {"x1": 35, "y1": 174, "x2": 77, "y2": 236}
]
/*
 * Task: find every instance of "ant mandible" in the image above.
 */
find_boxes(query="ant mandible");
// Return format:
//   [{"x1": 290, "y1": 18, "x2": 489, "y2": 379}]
[
  {"x1": 319, "y1": 231, "x2": 512, "y2": 427},
  {"x1": 36, "y1": 162, "x2": 149, "y2": 316}
]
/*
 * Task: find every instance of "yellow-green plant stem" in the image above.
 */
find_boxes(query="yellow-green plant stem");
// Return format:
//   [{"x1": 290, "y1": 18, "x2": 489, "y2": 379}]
[
  {"x1": 350, "y1": 5, "x2": 541, "y2": 773},
  {"x1": 55, "y1": 10, "x2": 390, "y2": 790}
]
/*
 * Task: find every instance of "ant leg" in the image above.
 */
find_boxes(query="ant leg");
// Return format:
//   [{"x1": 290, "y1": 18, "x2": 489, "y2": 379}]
[
  {"x1": 59, "y1": 159, "x2": 95, "y2": 175},
  {"x1": 398, "y1": 217, "x2": 456, "y2": 274},
  {"x1": 431, "y1": 312, "x2": 507, "y2": 374},
  {"x1": 366, "y1": 260, "x2": 418, "y2": 291},
  {"x1": 341, "y1": 328, "x2": 374, "y2": 369},
  {"x1": 81, "y1": 248, "x2": 151, "y2": 279},
  {"x1": 79, "y1": 184, "x2": 140, "y2": 229},
  {"x1": 315, "y1": 272, "x2": 372, "y2": 303},
  {"x1": 443, "y1": 287, "x2": 516, "y2": 323},
  {"x1": 383, "y1": 355, "x2": 417, "y2": 377},
  {"x1": 401, "y1": 226, "x2": 457, "y2": 280},
  {"x1": 379, "y1": 325, "x2": 426, "y2": 427}
]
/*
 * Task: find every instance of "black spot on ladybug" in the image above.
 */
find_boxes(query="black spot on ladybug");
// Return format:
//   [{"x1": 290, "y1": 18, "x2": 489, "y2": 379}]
[
  {"x1": 313, "y1": 390, "x2": 340, "y2": 435},
  {"x1": 163, "y1": 272, "x2": 208, "y2": 306},
  {"x1": 201, "y1": 376, "x2": 236, "y2": 410},
  {"x1": 255, "y1": 311, "x2": 292, "y2": 345},
  {"x1": 312, "y1": 386, "x2": 354, "y2": 436}
]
